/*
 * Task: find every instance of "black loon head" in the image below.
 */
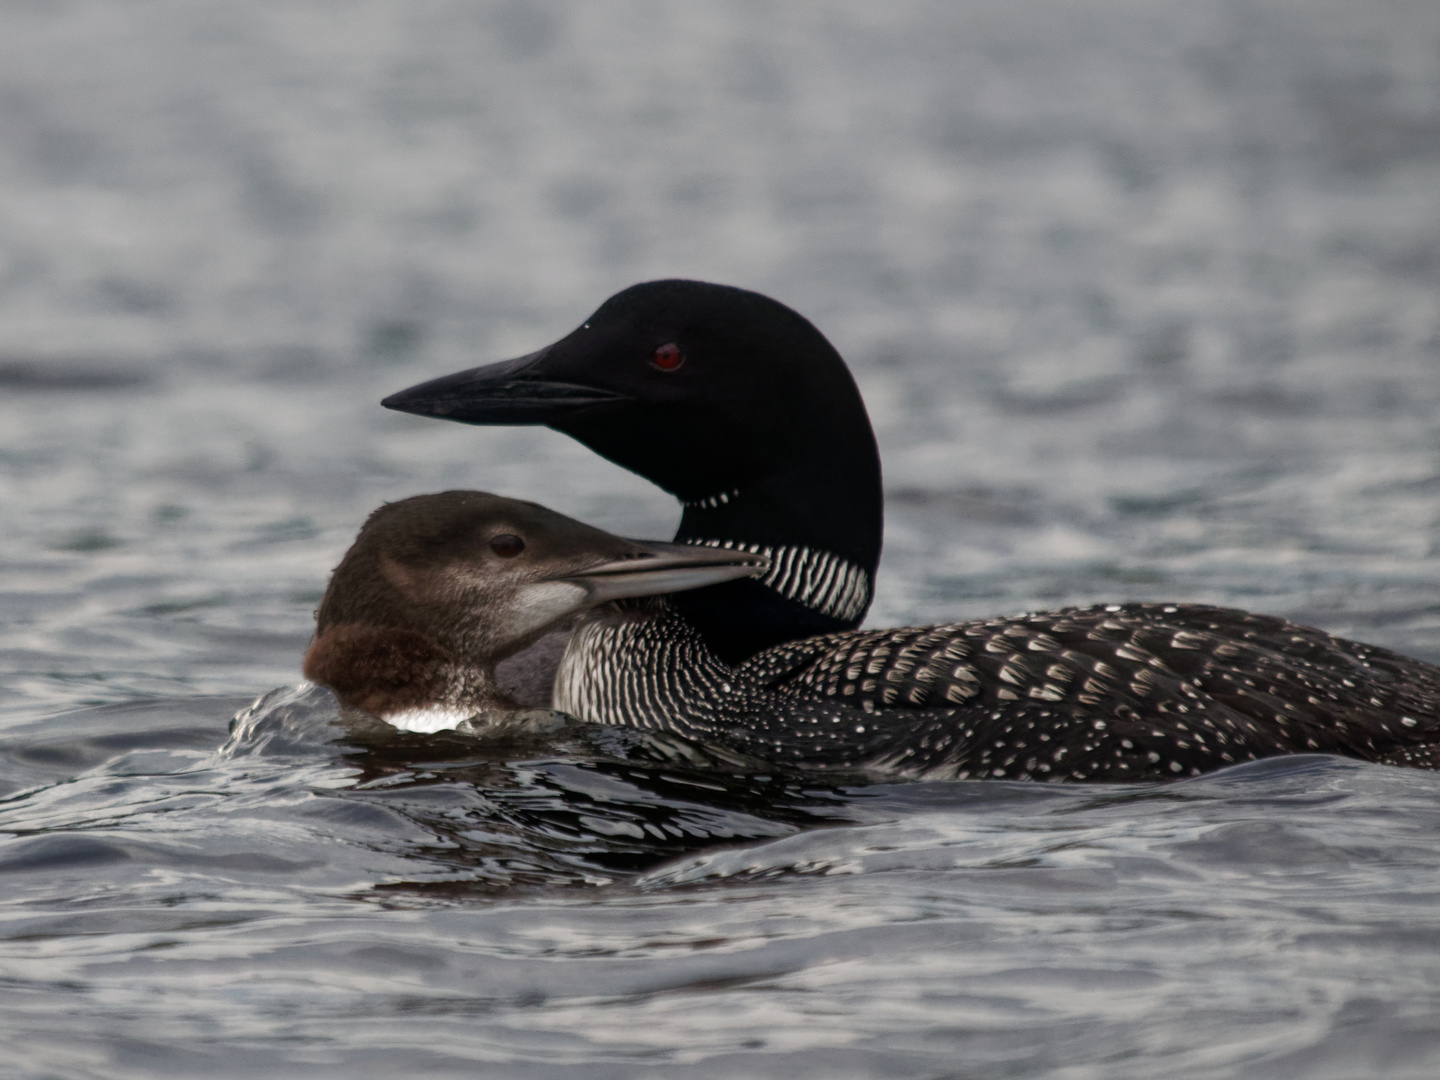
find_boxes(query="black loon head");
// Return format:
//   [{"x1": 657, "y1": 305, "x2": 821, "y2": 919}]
[
  {"x1": 382, "y1": 280, "x2": 883, "y2": 662},
  {"x1": 304, "y1": 490, "x2": 767, "y2": 721}
]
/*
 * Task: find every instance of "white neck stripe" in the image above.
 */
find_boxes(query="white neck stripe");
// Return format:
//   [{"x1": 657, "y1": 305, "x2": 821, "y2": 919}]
[
  {"x1": 682, "y1": 488, "x2": 741, "y2": 510},
  {"x1": 686, "y1": 539, "x2": 870, "y2": 622}
]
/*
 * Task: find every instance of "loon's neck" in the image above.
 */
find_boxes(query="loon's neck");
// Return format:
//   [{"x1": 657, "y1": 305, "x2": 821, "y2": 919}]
[
  {"x1": 553, "y1": 604, "x2": 887, "y2": 769},
  {"x1": 304, "y1": 623, "x2": 510, "y2": 721},
  {"x1": 554, "y1": 606, "x2": 735, "y2": 743},
  {"x1": 670, "y1": 453, "x2": 882, "y2": 664}
]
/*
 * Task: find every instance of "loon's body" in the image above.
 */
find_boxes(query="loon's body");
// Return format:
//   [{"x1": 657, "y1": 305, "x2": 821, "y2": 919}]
[
  {"x1": 556, "y1": 601, "x2": 1440, "y2": 780},
  {"x1": 382, "y1": 281, "x2": 1440, "y2": 778}
]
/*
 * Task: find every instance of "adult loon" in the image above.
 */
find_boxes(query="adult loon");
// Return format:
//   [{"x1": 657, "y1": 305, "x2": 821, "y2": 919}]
[
  {"x1": 304, "y1": 491, "x2": 766, "y2": 733},
  {"x1": 381, "y1": 281, "x2": 1440, "y2": 778},
  {"x1": 310, "y1": 492, "x2": 1440, "y2": 780},
  {"x1": 383, "y1": 280, "x2": 881, "y2": 665}
]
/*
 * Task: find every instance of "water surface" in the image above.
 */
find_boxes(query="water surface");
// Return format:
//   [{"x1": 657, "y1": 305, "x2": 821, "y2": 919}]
[{"x1": 3, "y1": 1, "x2": 1440, "y2": 1076}]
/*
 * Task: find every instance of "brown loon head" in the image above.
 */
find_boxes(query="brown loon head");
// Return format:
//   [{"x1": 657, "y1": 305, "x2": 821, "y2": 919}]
[{"x1": 303, "y1": 490, "x2": 767, "y2": 726}]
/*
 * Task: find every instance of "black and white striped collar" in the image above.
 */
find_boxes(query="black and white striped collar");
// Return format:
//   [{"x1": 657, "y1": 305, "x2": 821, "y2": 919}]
[{"x1": 683, "y1": 538, "x2": 870, "y2": 622}]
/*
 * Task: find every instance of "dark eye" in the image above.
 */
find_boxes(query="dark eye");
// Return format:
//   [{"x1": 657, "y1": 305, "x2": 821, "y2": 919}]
[
  {"x1": 489, "y1": 533, "x2": 525, "y2": 558},
  {"x1": 651, "y1": 342, "x2": 684, "y2": 371}
]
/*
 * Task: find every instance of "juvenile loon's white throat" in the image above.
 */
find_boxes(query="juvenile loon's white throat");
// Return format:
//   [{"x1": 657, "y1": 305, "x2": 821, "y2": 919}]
[
  {"x1": 382, "y1": 704, "x2": 481, "y2": 734},
  {"x1": 686, "y1": 538, "x2": 870, "y2": 623}
]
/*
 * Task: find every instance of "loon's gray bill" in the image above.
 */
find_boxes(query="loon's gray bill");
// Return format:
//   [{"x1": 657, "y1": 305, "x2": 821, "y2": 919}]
[
  {"x1": 564, "y1": 541, "x2": 769, "y2": 604},
  {"x1": 381, "y1": 349, "x2": 625, "y2": 424}
]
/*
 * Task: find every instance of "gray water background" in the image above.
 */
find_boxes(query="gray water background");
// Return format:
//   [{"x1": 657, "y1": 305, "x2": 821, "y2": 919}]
[{"x1": 3, "y1": 1, "x2": 1440, "y2": 1076}]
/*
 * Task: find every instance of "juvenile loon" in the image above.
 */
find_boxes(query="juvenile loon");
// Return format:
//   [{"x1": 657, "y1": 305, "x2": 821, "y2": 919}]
[
  {"x1": 312, "y1": 494, "x2": 1440, "y2": 780},
  {"x1": 303, "y1": 491, "x2": 766, "y2": 733},
  {"x1": 382, "y1": 280, "x2": 881, "y2": 665}
]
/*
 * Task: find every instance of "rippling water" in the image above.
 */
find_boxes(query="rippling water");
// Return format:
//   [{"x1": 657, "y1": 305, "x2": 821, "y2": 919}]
[{"x1": 3, "y1": 1, "x2": 1440, "y2": 1076}]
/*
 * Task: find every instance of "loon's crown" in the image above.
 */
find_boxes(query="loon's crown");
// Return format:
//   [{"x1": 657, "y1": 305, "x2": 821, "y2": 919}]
[{"x1": 380, "y1": 280, "x2": 875, "y2": 504}]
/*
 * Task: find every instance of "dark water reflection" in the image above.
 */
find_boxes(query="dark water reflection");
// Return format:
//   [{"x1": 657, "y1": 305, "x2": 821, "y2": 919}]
[{"x1": 4, "y1": 0, "x2": 1440, "y2": 1075}]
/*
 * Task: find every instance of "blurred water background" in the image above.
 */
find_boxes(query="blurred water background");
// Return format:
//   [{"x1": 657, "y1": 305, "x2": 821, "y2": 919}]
[{"x1": 2, "y1": 1, "x2": 1440, "y2": 1076}]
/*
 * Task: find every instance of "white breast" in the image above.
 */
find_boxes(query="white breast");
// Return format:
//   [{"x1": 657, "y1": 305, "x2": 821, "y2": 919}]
[{"x1": 380, "y1": 705, "x2": 477, "y2": 734}]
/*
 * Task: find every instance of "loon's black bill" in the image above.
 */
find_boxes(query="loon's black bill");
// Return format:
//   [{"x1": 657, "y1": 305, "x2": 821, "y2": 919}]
[
  {"x1": 564, "y1": 541, "x2": 769, "y2": 604},
  {"x1": 381, "y1": 350, "x2": 626, "y2": 425}
]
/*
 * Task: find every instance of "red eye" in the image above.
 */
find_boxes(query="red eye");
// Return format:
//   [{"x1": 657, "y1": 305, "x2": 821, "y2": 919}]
[
  {"x1": 489, "y1": 533, "x2": 525, "y2": 558},
  {"x1": 651, "y1": 342, "x2": 684, "y2": 371}
]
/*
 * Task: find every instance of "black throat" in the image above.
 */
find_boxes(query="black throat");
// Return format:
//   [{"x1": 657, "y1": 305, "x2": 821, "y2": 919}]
[{"x1": 668, "y1": 450, "x2": 882, "y2": 665}]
